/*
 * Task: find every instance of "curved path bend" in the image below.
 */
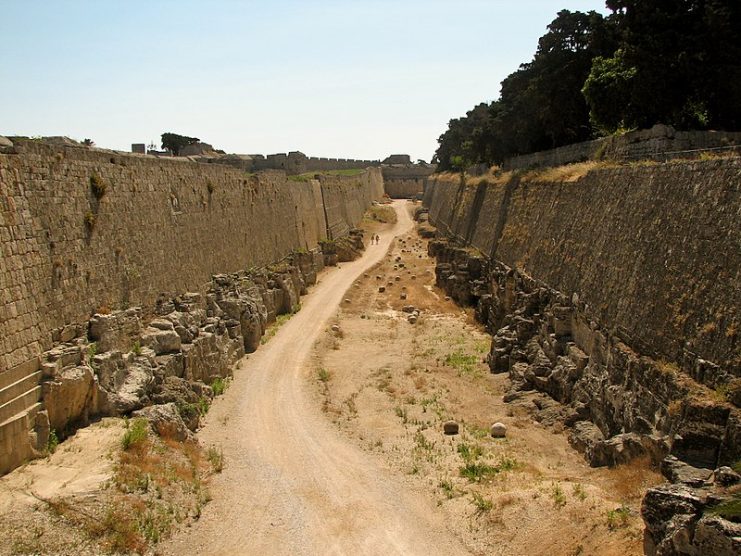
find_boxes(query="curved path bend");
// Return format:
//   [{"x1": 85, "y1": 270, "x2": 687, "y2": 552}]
[{"x1": 163, "y1": 201, "x2": 470, "y2": 556}]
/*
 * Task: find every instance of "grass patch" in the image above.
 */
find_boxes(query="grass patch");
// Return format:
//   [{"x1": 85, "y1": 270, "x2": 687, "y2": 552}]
[
  {"x1": 122, "y1": 419, "x2": 149, "y2": 451},
  {"x1": 708, "y1": 494, "x2": 741, "y2": 521},
  {"x1": 606, "y1": 505, "x2": 631, "y2": 529},
  {"x1": 317, "y1": 367, "x2": 331, "y2": 383},
  {"x1": 211, "y1": 377, "x2": 226, "y2": 396},
  {"x1": 444, "y1": 350, "x2": 480, "y2": 376},
  {"x1": 261, "y1": 312, "x2": 293, "y2": 344},
  {"x1": 439, "y1": 479, "x2": 455, "y2": 499},
  {"x1": 471, "y1": 492, "x2": 494, "y2": 515},
  {"x1": 207, "y1": 446, "x2": 224, "y2": 473},
  {"x1": 551, "y1": 482, "x2": 567, "y2": 508},
  {"x1": 366, "y1": 205, "x2": 398, "y2": 224},
  {"x1": 460, "y1": 462, "x2": 498, "y2": 482}
]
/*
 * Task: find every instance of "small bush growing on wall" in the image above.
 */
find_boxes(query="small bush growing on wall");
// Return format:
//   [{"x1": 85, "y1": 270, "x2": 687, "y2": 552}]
[
  {"x1": 84, "y1": 211, "x2": 96, "y2": 231},
  {"x1": 90, "y1": 173, "x2": 107, "y2": 198}
]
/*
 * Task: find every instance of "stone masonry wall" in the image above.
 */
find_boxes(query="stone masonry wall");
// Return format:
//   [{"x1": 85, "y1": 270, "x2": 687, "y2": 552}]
[
  {"x1": 502, "y1": 125, "x2": 741, "y2": 170},
  {"x1": 0, "y1": 141, "x2": 383, "y2": 375},
  {"x1": 426, "y1": 160, "x2": 741, "y2": 378}
]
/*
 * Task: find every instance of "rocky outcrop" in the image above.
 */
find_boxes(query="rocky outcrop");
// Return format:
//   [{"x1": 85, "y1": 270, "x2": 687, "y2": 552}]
[
  {"x1": 430, "y1": 238, "x2": 740, "y2": 469},
  {"x1": 428, "y1": 234, "x2": 741, "y2": 552},
  {"x1": 641, "y1": 462, "x2": 741, "y2": 556},
  {"x1": 37, "y1": 248, "x2": 330, "y2": 440}
]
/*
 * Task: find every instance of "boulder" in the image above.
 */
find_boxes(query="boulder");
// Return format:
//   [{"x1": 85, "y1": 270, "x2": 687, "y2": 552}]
[
  {"x1": 141, "y1": 326, "x2": 181, "y2": 355},
  {"x1": 661, "y1": 455, "x2": 713, "y2": 487},
  {"x1": 443, "y1": 421, "x2": 459, "y2": 435},
  {"x1": 490, "y1": 422, "x2": 507, "y2": 438},
  {"x1": 42, "y1": 365, "x2": 98, "y2": 432},
  {"x1": 133, "y1": 403, "x2": 193, "y2": 442}
]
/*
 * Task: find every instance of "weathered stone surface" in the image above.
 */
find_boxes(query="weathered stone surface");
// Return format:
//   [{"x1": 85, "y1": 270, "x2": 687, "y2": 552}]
[
  {"x1": 88, "y1": 309, "x2": 142, "y2": 353},
  {"x1": 661, "y1": 455, "x2": 713, "y2": 487},
  {"x1": 443, "y1": 421, "x2": 459, "y2": 435},
  {"x1": 133, "y1": 403, "x2": 193, "y2": 442},
  {"x1": 42, "y1": 365, "x2": 97, "y2": 432},
  {"x1": 490, "y1": 422, "x2": 507, "y2": 438},
  {"x1": 141, "y1": 326, "x2": 182, "y2": 355},
  {"x1": 693, "y1": 515, "x2": 741, "y2": 556}
]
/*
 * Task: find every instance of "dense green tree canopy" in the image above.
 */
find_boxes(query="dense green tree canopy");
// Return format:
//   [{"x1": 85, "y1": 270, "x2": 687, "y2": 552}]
[
  {"x1": 434, "y1": 2, "x2": 741, "y2": 169},
  {"x1": 161, "y1": 133, "x2": 200, "y2": 156}
]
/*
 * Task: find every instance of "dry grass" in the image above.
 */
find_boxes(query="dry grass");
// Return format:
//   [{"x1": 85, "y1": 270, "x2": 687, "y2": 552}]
[
  {"x1": 38, "y1": 428, "x2": 213, "y2": 555},
  {"x1": 521, "y1": 161, "x2": 612, "y2": 183},
  {"x1": 605, "y1": 457, "x2": 662, "y2": 503}
]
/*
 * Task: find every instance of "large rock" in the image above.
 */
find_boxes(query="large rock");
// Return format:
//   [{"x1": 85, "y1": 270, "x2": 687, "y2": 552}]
[
  {"x1": 141, "y1": 325, "x2": 182, "y2": 355},
  {"x1": 132, "y1": 403, "x2": 193, "y2": 442},
  {"x1": 88, "y1": 308, "x2": 142, "y2": 353},
  {"x1": 42, "y1": 365, "x2": 98, "y2": 432},
  {"x1": 95, "y1": 352, "x2": 155, "y2": 415}
]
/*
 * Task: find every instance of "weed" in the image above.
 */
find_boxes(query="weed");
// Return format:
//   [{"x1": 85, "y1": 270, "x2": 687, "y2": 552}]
[
  {"x1": 47, "y1": 429, "x2": 59, "y2": 454},
  {"x1": 122, "y1": 419, "x2": 149, "y2": 451},
  {"x1": 551, "y1": 482, "x2": 566, "y2": 507},
  {"x1": 444, "y1": 350, "x2": 479, "y2": 376},
  {"x1": 712, "y1": 385, "x2": 729, "y2": 403},
  {"x1": 197, "y1": 397, "x2": 210, "y2": 416},
  {"x1": 211, "y1": 377, "x2": 226, "y2": 396},
  {"x1": 471, "y1": 492, "x2": 493, "y2": 515},
  {"x1": 261, "y1": 312, "x2": 293, "y2": 344},
  {"x1": 90, "y1": 173, "x2": 107, "y2": 198},
  {"x1": 606, "y1": 505, "x2": 631, "y2": 529},
  {"x1": 439, "y1": 479, "x2": 455, "y2": 499},
  {"x1": 84, "y1": 210, "x2": 96, "y2": 231},
  {"x1": 207, "y1": 446, "x2": 224, "y2": 473},
  {"x1": 572, "y1": 483, "x2": 587, "y2": 501},
  {"x1": 317, "y1": 367, "x2": 331, "y2": 383},
  {"x1": 460, "y1": 462, "x2": 497, "y2": 482},
  {"x1": 206, "y1": 181, "x2": 214, "y2": 194},
  {"x1": 87, "y1": 342, "x2": 97, "y2": 365},
  {"x1": 415, "y1": 431, "x2": 436, "y2": 452},
  {"x1": 457, "y1": 442, "x2": 484, "y2": 463},
  {"x1": 497, "y1": 455, "x2": 519, "y2": 472},
  {"x1": 132, "y1": 340, "x2": 142, "y2": 356},
  {"x1": 394, "y1": 406, "x2": 409, "y2": 423}
]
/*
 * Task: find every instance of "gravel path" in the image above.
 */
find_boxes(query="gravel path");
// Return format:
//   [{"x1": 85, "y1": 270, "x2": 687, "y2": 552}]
[{"x1": 162, "y1": 201, "x2": 470, "y2": 556}]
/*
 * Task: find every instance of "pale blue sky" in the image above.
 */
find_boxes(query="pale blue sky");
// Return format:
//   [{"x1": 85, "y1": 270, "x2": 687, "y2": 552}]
[{"x1": 0, "y1": 1, "x2": 609, "y2": 161}]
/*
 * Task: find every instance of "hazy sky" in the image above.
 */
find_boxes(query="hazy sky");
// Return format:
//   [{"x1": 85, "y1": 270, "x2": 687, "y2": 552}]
[{"x1": 1, "y1": 1, "x2": 609, "y2": 161}]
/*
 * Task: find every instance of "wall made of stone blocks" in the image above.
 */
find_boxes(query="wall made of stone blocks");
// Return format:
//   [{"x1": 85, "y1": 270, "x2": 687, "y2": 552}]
[
  {"x1": 503, "y1": 126, "x2": 741, "y2": 170},
  {"x1": 0, "y1": 142, "x2": 382, "y2": 375},
  {"x1": 425, "y1": 159, "x2": 741, "y2": 379}
]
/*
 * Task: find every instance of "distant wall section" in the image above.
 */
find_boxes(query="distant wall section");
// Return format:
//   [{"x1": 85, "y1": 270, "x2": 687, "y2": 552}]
[{"x1": 0, "y1": 142, "x2": 383, "y2": 373}]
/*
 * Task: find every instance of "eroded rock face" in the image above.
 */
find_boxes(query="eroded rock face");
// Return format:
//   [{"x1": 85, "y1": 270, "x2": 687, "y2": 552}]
[
  {"x1": 132, "y1": 403, "x2": 193, "y2": 442},
  {"x1": 429, "y1": 238, "x2": 740, "y2": 471},
  {"x1": 429, "y1": 236, "x2": 741, "y2": 552},
  {"x1": 641, "y1": 481, "x2": 741, "y2": 556},
  {"x1": 36, "y1": 248, "x2": 329, "y2": 441}
]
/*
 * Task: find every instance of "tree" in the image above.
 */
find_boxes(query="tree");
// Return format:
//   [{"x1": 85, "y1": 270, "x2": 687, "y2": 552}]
[
  {"x1": 586, "y1": 0, "x2": 741, "y2": 131},
  {"x1": 161, "y1": 133, "x2": 200, "y2": 156}
]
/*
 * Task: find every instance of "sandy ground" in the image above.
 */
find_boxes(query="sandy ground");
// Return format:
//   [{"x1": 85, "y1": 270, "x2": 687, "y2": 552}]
[
  {"x1": 161, "y1": 201, "x2": 470, "y2": 555},
  {"x1": 309, "y1": 202, "x2": 660, "y2": 556}
]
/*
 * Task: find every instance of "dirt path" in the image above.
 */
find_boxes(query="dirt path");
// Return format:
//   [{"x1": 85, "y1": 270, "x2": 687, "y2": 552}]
[{"x1": 162, "y1": 201, "x2": 471, "y2": 556}]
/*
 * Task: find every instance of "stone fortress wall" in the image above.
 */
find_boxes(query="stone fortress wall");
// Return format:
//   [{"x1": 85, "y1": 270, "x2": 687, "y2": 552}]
[
  {"x1": 0, "y1": 140, "x2": 383, "y2": 374},
  {"x1": 425, "y1": 160, "x2": 740, "y2": 375},
  {"x1": 0, "y1": 138, "x2": 384, "y2": 473},
  {"x1": 502, "y1": 124, "x2": 741, "y2": 170}
]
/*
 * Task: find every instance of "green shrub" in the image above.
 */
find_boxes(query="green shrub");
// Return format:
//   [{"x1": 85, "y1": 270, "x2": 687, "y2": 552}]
[
  {"x1": 121, "y1": 419, "x2": 149, "y2": 450},
  {"x1": 47, "y1": 429, "x2": 59, "y2": 454},
  {"x1": 132, "y1": 340, "x2": 142, "y2": 356},
  {"x1": 211, "y1": 377, "x2": 226, "y2": 396}
]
